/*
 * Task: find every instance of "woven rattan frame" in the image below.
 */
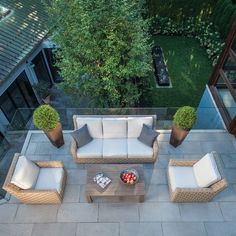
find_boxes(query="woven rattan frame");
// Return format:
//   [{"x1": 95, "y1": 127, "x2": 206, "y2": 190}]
[
  {"x1": 167, "y1": 151, "x2": 228, "y2": 203},
  {"x1": 71, "y1": 115, "x2": 159, "y2": 164},
  {"x1": 3, "y1": 153, "x2": 67, "y2": 204}
]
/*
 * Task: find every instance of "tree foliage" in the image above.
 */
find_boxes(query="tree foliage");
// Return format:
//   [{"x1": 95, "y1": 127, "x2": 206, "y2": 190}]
[{"x1": 46, "y1": 0, "x2": 152, "y2": 107}]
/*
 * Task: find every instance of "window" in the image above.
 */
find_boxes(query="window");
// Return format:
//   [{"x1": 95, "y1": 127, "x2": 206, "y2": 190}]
[{"x1": 208, "y1": 20, "x2": 236, "y2": 134}]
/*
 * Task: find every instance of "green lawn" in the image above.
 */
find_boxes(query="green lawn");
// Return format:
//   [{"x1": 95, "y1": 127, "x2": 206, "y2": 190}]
[{"x1": 149, "y1": 36, "x2": 213, "y2": 107}]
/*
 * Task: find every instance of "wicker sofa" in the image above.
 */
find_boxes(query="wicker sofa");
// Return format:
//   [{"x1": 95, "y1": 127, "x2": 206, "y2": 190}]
[
  {"x1": 71, "y1": 115, "x2": 159, "y2": 164},
  {"x1": 167, "y1": 151, "x2": 228, "y2": 202},
  {"x1": 3, "y1": 153, "x2": 67, "y2": 204}
]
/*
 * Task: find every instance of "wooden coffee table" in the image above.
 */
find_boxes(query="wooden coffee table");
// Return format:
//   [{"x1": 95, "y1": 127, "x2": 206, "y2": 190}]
[{"x1": 85, "y1": 164, "x2": 145, "y2": 203}]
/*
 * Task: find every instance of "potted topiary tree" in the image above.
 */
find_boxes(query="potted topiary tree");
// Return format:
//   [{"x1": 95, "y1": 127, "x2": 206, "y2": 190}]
[
  {"x1": 169, "y1": 106, "x2": 197, "y2": 147},
  {"x1": 33, "y1": 105, "x2": 64, "y2": 148}
]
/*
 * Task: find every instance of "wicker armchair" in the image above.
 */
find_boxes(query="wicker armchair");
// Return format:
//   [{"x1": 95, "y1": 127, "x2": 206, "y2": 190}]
[
  {"x1": 3, "y1": 153, "x2": 67, "y2": 204},
  {"x1": 167, "y1": 151, "x2": 228, "y2": 202}
]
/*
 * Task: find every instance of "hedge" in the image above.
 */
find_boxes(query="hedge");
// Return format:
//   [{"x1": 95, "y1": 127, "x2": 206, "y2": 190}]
[
  {"x1": 212, "y1": 0, "x2": 236, "y2": 38},
  {"x1": 146, "y1": 0, "x2": 216, "y2": 21},
  {"x1": 147, "y1": 0, "x2": 236, "y2": 39}
]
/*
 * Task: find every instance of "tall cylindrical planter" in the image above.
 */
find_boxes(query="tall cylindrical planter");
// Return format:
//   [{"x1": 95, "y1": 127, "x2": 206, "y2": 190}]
[
  {"x1": 45, "y1": 123, "x2": 64, "y2": 148},
  {"x1": 169, "y1": 126, "x2": 190, "y2": 148}
]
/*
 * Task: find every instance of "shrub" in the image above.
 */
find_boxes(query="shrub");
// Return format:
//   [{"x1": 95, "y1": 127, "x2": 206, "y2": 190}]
[
  {"x1": 33, "y1": 105, "x2": 60, "y2": 131},
  {"x1": 173, "y1": 106, "x2": 197, "y2": 130}
]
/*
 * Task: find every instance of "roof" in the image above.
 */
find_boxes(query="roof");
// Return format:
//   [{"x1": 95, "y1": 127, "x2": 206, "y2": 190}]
[{"x1": 0, "y1": 0, "x2": 48, "y2": 83}]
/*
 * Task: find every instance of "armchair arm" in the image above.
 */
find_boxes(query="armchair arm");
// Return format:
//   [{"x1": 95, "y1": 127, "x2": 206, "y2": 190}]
[
  {"x1": 34, "y1": 161, "x2": 64, "y2": 168},
  {"x1": 168, "y1": 159, "x2": 198, "y2": 167},
  {"x1": 71, "y1": 138, "x2": 78, "y2": 162},
  {"x1": 152, "y1": 138, "x2": 159, "y2": 161}
]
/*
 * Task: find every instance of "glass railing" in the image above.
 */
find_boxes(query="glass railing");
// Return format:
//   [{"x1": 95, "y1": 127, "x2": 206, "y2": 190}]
[{"x1": 6, "y1": 106, "x2": 226, "y2": 131}]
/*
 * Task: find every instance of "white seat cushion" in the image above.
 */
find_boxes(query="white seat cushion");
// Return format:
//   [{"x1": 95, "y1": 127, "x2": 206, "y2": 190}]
[
  {"x1": 76, "y1": 117, "x2": 102, "y2": 138},
  {"x1": 193, "y1": 152, "x2": 221, "y2": 188},
  {"x1": 103, "y1": 138, "x2": 127, "y2": 158},
  {"x1": 128, "y1": 117, "x2": 153, "y2": 138},
  {"x1": 77, "y1": 138, "x2": 103, "y2": 158},
  {"x1": 11, "y1": 156, "x2": 39, "y2": 189},
  {"x1": 34, "y1": 168, "x2": 64, "y2": 192},
  {"x1": 102, "y1": 118, "x2": 127, "y2": 138},
  {"x1": 168, "y1": 166, "x2": 199, "y2": 191},
  {"x1": 128, "y1": 138, "x2": 153, "y2": 158}
]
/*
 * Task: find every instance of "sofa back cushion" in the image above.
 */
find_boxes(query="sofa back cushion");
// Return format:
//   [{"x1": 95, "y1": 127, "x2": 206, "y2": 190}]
[
  {"x1": 76, "y1": 117, "x2": 103, "y2": 138},
  {"x1": 128, "y1": 117, "x2": 153, "y2": 138},
  {"x1": 102, "y1": 118, "x2": 127, "y2": 138},
  {"x1": 11, "y1": 156, "x2": 40, "y2": 189},
  {"x1": 193, "y1": 152, "x2": 221, "y2": 188}
]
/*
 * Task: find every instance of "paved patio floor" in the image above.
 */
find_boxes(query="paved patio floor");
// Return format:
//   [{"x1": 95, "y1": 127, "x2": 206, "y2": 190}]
[{"x1": 1, "y1": 130, "x2": 236, "y2": 236}]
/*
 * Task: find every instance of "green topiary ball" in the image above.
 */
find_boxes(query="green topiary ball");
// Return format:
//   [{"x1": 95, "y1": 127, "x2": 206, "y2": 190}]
[
  {"x1": 33, "y1": 105, "x2": 60, "y2": 131},
  {"x1": 173, "y1": 106, "x2": 197, "y2": 130}
]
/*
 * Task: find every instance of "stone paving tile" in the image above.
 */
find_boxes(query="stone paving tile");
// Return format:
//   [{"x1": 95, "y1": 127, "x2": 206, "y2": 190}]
[
  {"x1": 168, "y1": 141, "x2": 203, "y2": 155},
  {"x1": 76, "y1": 223, "x2": 119, "y2": 236},
  {"x1": 51, "y1": 154, "x2": 72, "y2": 162},
  {"x1": 27, "y1": 154, "x2": 51, "y2": 161},
  {"x1": 57, "y1": 203, "x2": 98, "y2": 222},
  {"x1": 185, "y1": 132, "x2": 234, "y2": 142},
  {"x1": 34, "y1": 142, "x2": 55, "y2": 155},
  {"x1": 30, "y1": 133, "x2": 48, "y2": 142},
  {"x1": 179, "y1": 203, "x2": 223, "y2": 222},
  {"x1": 79, "y1": 185, "x2": 86, "y2": 203},
  {"x1": 224, "y1": 169, "x2": 236, "y2": 184},
  {"x1": 201, "y1": 141, "x2": 236, "y2": 154},
  {"x1": 162, "y1": 222, "x2": 207, "y2": 236},
  {"x1": 32, "y1": 223, "x2": 77, "y2": 236},
  {"x1": 220, "y1": 202, "x2": 236, "y2": 221},
  {"x1": 50, "y1": 143, "x2": 71, "y2": 155},
  {"x1": 213, "y1": 185, "x2": 236, "y2": 202},
  {"x1": 158, "y1": 142, "x2": 169, "y2": 155},
  {"x1": 67, "y1": 169, "x2": 87, "y2": 184},
  {"x1": 98, "y1": 203, "x2": 139, "y2": 222},
  {"x1": 145, "y1": 185, "x2": 170, "y2": 202},
  {"x1": 157, "y1": 133, "x2": 170, "y2": 142},
  {"x1": 183, "y1": 154, "x2": 201, "y2": 160},
  {"x1": 149, "y1": 169, "x2": 167, "y2": 184},
  {"x1": 139, "y1": 203, "x2": 181, "y2": 221},
  {"x1": 0, "y1": 204, "x2": 18, "y2": 223},
  {"x1": 120, "y1": 222, "x2": 162, "y2": 236},
  {"x1": 63, "y1": 160, "x2": 84, "y2": 169},
  {"x1": 15, "y1": 205, "x2": 58, "y2": 223},
  {"x1": 63, "y1": 184, "x2": 80, "y2": 203},
  {"x1": 154, "y1": 155, "x2": 169, "y2": 169},
  {"x1": 25, "y1": 143, "x2": 37, "y2": 155},
  {"x1": 0, "y1": 223, "x2": 33, "y2": 236},
  {"x1": 220, "y1": 154, "x2": 236, "y2": 168},
  {"x1": 204, "y1": 222, "x2": 236, "y2": 236}
]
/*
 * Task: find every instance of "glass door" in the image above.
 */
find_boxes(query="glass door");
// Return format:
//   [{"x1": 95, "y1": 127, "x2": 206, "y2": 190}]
[
  {"x1": 0, "y1": 71, "x2": 38, "y2": 125},
  {"x1": 44, "y1": 48, "x2": 63, "y2": 83},
  {"x1": 32, "y1": 51, "x2": 53, "y2": 86}
]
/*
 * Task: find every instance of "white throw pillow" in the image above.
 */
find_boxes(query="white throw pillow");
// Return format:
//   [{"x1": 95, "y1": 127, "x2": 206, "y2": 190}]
[
  {"x1": 102, "y1": 118, "x2": 127, "y2": 138},
  {"x1": 193, "y1": 153, "x2": 221, "y2": 188},
  {"x1": 76, "y1": 117, "x2": 103, "y2": 138},
  {"x1": 127, "y1": 117, "x2": 153, "y2": 138},
  {"x1": 11, "y1": 156, "x2": 40, "y2": 189}
]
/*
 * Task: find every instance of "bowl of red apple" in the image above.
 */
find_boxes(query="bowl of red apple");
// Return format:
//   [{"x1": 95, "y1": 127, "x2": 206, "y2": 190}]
[{"x1": 120, "y1": 168, "x2": 139, "y2": 185}]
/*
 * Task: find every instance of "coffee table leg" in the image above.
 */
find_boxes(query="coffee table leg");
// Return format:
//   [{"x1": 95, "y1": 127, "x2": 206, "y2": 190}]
[
  {"x1": 139, "y1": 195, "x2": 144, "y2": 203},
  {"x1": 86, "y1": 195, "x2": 93, "y2": 203}
]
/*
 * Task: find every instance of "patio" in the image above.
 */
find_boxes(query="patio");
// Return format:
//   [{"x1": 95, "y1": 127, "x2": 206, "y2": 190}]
[{"x1": 0, "y1": 130, "x2": 236, "y2": 236}]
